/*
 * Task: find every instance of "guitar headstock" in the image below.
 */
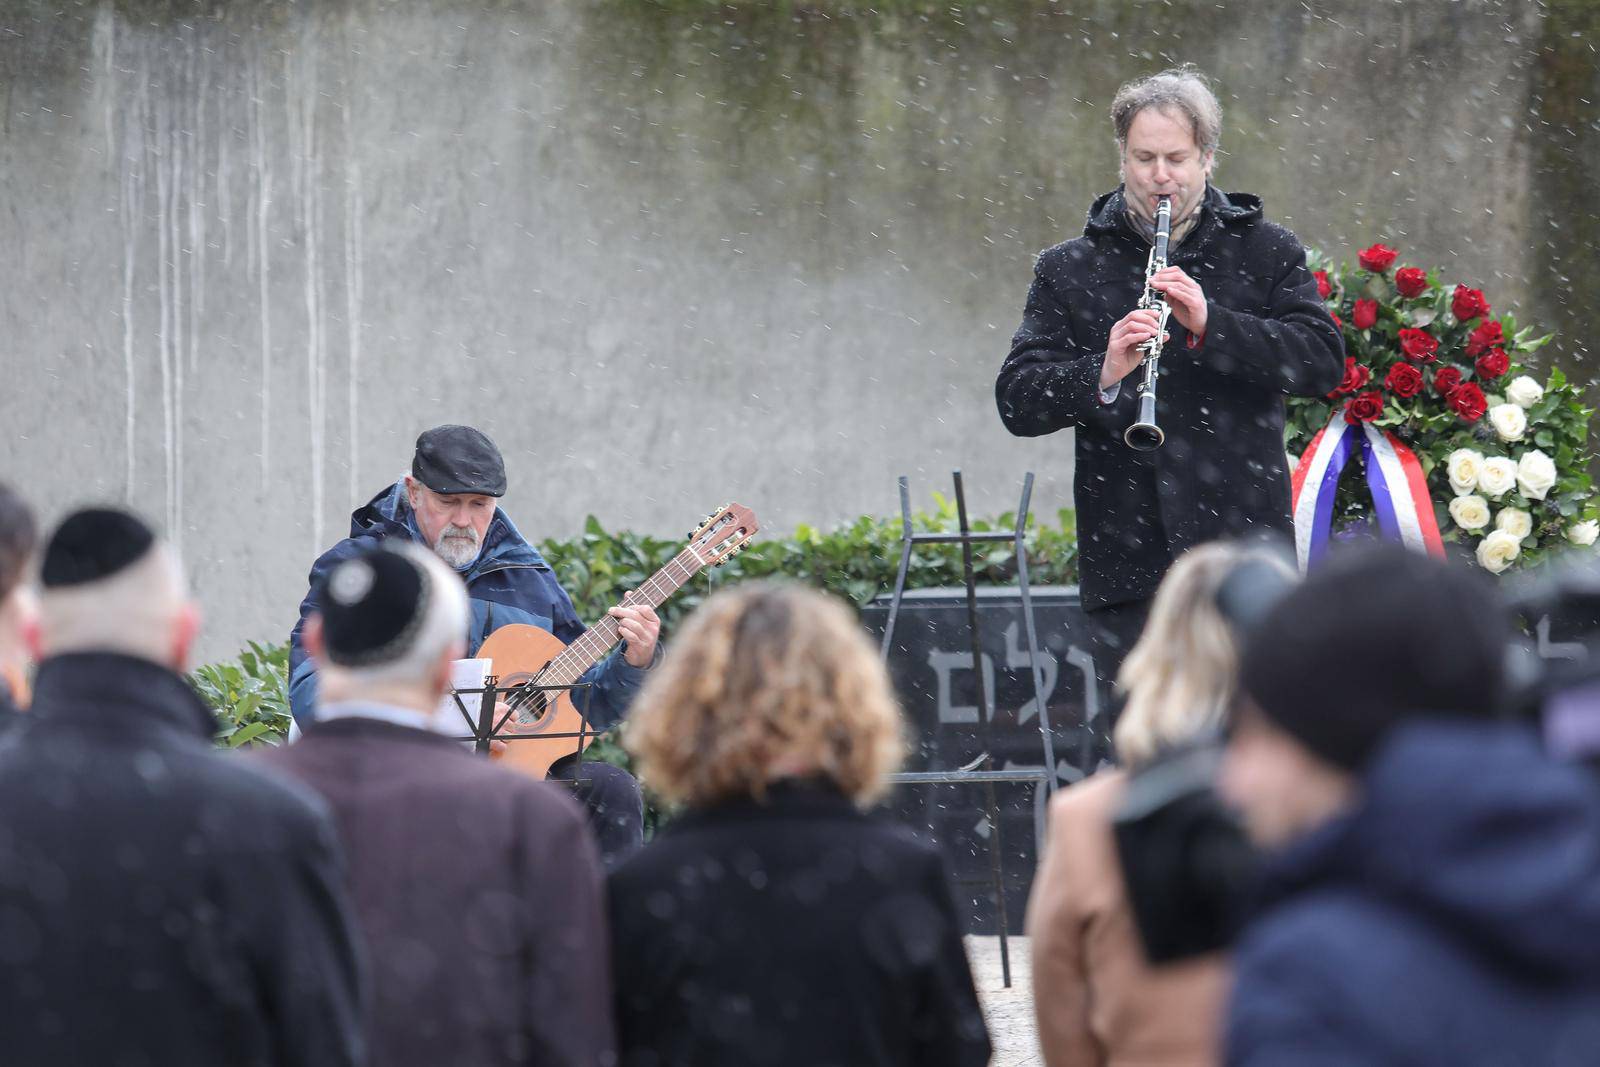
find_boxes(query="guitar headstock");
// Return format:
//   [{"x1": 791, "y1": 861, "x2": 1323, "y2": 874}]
[{"x1": 686, "y1": 502, "x2": 760, "y2": 568}]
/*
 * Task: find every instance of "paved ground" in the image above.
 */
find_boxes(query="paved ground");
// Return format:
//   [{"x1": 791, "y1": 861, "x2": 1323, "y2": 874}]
[{"x1": 969, "y1": 936, "x2": 1042, "y2": 1067}]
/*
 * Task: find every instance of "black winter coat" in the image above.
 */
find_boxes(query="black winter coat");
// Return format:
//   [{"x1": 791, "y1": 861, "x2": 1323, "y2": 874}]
[
  {"x1": 0, "y1": 653, "x2": 365, "y2": 1067},
  {"x1": 607, "y1": 780, "x2": 991, "y2": 1067},
  {"x1": 1227, "y1": 722, "x2": 1600, "y2": 1065},
  {"x1": 260, "y1": 715, "x2": 618, "y2": 1067},
  {"x1": 997, "y1": 186, "x2": 1344, "y2": 610}
]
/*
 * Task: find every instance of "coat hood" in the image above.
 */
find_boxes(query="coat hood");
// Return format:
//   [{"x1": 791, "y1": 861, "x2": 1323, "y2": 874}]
[
  {"x1": 350, "y1": 481, "x2": 549, "y2": 577},
  {"x1": 1261, "y1": 721, "x2": 1600, "y2": 982},
  {"x1": 1084, "y1": 184, "x2": 1263, "y2": 239}
]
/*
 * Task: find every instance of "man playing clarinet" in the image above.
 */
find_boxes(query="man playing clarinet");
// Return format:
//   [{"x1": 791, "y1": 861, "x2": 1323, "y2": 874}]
[{"x1": 995, "y1": 65, "x2": 1343, "y2": 744}]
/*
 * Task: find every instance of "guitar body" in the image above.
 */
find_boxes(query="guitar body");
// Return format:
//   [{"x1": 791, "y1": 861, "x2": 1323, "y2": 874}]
[
  {"x1": 463, "y1": 502, "x2": 761, "y2": 781},
  {"x1": 477, "y1": 624, "x2": 590, "y2": 781}
]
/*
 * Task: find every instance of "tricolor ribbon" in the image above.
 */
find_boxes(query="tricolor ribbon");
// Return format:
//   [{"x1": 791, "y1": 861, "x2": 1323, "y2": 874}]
[{"x1": 1291, "y1": 411, "x2": 1445, "y2": 569}]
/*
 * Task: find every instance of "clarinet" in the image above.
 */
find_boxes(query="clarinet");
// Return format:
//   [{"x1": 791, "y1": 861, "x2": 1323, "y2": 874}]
[{"x1": 1124, "y1": 195, "x2": 1173, "y2": 452}]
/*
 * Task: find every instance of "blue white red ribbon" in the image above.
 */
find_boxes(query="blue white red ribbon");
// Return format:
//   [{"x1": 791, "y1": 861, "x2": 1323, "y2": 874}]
[{"x1": 1291, "y1": 412, "x2": 1445, "y2": 569}]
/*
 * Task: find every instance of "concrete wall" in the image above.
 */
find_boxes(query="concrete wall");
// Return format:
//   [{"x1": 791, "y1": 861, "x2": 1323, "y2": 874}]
[{"x1": 1, "y1": 0, "x2": 1595, "y2": 658}]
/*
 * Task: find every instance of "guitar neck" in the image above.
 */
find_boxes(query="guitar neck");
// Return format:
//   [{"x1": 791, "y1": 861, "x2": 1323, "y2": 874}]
[{"x1": 541, "y1": 548, "x2": 704, "y2": 685}]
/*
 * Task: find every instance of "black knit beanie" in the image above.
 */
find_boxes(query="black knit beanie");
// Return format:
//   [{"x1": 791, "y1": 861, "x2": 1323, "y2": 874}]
[{"x1": 1239, "y1": 544, "x2": 1510, "y2": 771}]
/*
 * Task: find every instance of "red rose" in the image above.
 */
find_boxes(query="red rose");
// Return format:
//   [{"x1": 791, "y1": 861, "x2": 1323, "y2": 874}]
[
  {"x1": 1331, "y1": 313, "x2": 1344, "y2": 330},
  {"x1": 1433, "y1": 366, "x2": 1463, "y2": 396},
  {"x1": 1352, "y1": 299, "x2": 1379, "y2": 330},
  {"x1": 1358, "y1": 243, "x2": 1398, "y2": 272},
  {"x1": 1326, "y1": 357, "x2": 1372, "y2": 399},
  {"x1": 1395, "y1": 267, "x2": 1428, "y2": 299},
  {"x1": 1399, "y1": 327, "x2": 1439, "y2": 362},
  {"x1": 1344, "y1": 390, "x2": 1385, "y2": 424},
  {"x1": 1452, "y1": 285, "x2": 1490, "y2": 322},
  {"x1": 1314, "y1": 269, "x2": 1333, "y2": 300},
  {"x1": 1448, "y1": 382, "x2": 1488, "y2": 423},
  {"x1": 1474, "y1": 347, "x2": 1510, "y2": 380},
  {"x1": 1466, "y1": 320, "x2": 1505, "y2": 358},
  {"x1": 1384, "y1": 362, "x2": 1424, "y2": 399}
]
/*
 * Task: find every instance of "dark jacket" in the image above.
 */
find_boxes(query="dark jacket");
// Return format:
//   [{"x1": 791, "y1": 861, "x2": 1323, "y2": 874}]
[
  {"x1": 288, "y1": 482, "x2": 650, "y2": 727},
  {"x1": 0, "y1": 674, "x2": 19, "y2": 733},
  {"x1": 607, "y1": 780, "x2": 992, "y2": 1067},
  {"x1": 1227, "y1": 721, "x2": 1600, "y2": 1066},
  {"x1": 0, "y1": 653, "x2": 364, "y2": 1067},
  {"x1": 260, "y1": 713, "x2": 616, "y2": 1067},
  {"x1": 997, "y1": 186, "x2": 1344, "y2": 610}
]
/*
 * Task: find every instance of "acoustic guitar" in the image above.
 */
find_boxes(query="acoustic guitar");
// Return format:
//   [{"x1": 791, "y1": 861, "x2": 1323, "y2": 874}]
[{"x1": 476, "y1": 502, "x2": 760, "y2": 779}]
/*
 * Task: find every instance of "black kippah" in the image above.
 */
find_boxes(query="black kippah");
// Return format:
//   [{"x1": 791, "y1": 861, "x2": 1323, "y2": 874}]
[
  {"x1": 318, "y1": 545, "x2": 433, "y2": 667},
  {"x1": 41, "y1": 508, "x2": 157, "y2": 588}
]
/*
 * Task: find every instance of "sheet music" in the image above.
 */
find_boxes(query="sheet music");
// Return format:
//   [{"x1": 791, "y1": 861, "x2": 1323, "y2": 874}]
[{"x1": 437, "y1": 658, "x2": 491, "y2": 730}]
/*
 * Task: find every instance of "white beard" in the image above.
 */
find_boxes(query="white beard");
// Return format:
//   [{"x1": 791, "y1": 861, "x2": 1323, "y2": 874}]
[{"x1": 433, "y1": 526, "x2": 482, "y2": 569}]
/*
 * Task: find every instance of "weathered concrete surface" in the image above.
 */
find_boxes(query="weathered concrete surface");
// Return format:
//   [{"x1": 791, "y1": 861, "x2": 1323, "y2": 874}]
[
  {"x1": 971, "y1": 935, "x2": 1042, "y2": 1067},
  {"x1": 0, "y1": 1, "x2": 1595, "y2": 659}
]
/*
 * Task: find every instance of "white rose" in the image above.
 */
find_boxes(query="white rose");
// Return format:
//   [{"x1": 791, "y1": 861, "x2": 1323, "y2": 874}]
[
  {"x1": 1568, "y1": 520, "x2": 1599, "y2": 547},
  {"x1": 1505, "y1": 375, "x2": 1544, "y2": 409},
  {"x1": 1446, "y1": 449, "x2": 1485, "y2": 497},
  {"x1": 1495, "y1": 507, "x2": 1533, "y2": 541},
  {"x1": 1476, "y1": 457, "x2": 1518, "y2": 500},
  {"x1": 1489, "y1": 403, "x2": 1527, "y2": 442},
  {"x1": 1475, "y1": 529, "x2": 1522, "y2": 574},
  {"x1": 1516, "y1": 450, "x2": 1558, "y2": 501},
  {"x1": 1449, "y1": 494, "x2": 1491, "y2": 531}
]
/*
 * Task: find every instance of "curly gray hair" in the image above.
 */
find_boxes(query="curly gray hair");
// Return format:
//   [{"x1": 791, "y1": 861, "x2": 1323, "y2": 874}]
[{"x1": 1110, "y1": 64, "x2": 1222, "y2": 156}]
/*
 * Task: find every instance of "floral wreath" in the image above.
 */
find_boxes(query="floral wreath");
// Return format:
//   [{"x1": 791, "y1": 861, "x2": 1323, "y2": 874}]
[{"x1": 1284, "y1": 242, "x2": 1598, "y2": 573}]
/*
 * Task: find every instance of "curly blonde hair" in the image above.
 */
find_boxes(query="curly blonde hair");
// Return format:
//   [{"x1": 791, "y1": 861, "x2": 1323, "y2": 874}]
[{"x1": 626, "y1": 582, "x2": 906, "y2": 808}]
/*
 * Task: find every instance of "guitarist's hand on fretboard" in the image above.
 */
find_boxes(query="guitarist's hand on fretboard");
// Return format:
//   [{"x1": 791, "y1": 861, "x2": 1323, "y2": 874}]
[{"x1": 609, "y1": 598, "x2": 661, "y2": 668}]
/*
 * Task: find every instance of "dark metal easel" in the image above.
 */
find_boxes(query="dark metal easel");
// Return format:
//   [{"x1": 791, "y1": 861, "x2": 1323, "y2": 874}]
[{"x1": 878, "y1": 471, "x2": 1057, "y2": 989}]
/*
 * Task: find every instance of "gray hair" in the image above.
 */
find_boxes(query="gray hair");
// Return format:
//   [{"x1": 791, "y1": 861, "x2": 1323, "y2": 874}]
[{"x1": 1110, "y1": 64, "x2": 1222, "y2": 156}]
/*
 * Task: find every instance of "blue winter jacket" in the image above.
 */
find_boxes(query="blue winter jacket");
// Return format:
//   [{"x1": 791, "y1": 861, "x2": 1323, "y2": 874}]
[
  {"x1": 1226, "y1": 721, "x2": 1600, "y2": 1066},
  {"x1": 288, "y1": 482, "x2": 652, "y2": 729}
]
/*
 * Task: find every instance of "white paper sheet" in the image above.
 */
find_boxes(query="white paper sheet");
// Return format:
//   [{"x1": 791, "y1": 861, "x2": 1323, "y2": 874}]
[{"x1": 436, "y1": 658, "x2": 491, "y2": 732}]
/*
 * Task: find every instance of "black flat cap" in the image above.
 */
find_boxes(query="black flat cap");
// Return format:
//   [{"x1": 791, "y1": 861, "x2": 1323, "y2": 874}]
[
  {"x1": 412, "y1": 425, "x2": 506, "y2": 497},
  {"x1": 1240, "y1": 544, "x2": 1510, "y2": 771},
  {"x1": 318, "y1": 545, "x2": 433, "y2": 668},
  {"x1": 41, "y1": 508, "x2": 157, "y2": 589}
]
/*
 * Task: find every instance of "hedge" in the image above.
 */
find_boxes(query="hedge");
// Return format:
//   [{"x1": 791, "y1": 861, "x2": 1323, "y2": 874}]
[{"x1": 191, "y1": 497, "x2": 1080, "y2": 746}]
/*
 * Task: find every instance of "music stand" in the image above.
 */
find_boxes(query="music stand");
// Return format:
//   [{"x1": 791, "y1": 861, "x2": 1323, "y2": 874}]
[
  {"x1": 443, "y1": 676, "x2": 600, "y2": 788},
  {"x1": 877, "y1": 470, "x2": 1058, "y2": 988}
]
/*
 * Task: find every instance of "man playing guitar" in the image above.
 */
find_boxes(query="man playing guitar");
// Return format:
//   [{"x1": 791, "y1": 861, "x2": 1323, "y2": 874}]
[{"x1": 288, "y1": 424, "x2": 661, "y2": 861}]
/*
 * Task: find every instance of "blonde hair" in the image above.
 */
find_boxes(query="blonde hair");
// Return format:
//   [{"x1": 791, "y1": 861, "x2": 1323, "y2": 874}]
[
  {"x1": 1113, "y1": 543, "x2": 1290, "y2": 767},
  {"x1": 627, "y1": 583, "x2": 905, "y2": 808}
]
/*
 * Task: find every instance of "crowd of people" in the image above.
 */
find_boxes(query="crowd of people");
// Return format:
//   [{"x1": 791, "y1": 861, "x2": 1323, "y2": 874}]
[
  {"x1": 2, "y1": 467, "x2": 1599, "y2": 1066},
  {"x1": 3, "y1": 58, "x2": 1599, "y2": 1067}
]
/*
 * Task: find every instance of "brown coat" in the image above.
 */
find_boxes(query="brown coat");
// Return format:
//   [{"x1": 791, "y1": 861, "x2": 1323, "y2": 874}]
[
  {"x1": 260, "y1": 714, "x2": 616, "y2": 1067},
  {"x1": 1025, "y1": 769, "x2": 1228, "y2": 1067}
]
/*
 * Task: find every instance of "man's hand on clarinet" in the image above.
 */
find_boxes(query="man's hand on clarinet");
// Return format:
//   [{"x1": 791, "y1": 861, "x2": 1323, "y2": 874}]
[
  {"x1": 1102, "y1": 307, "x2": 1168, "y2": 389},
  {"x1": 610, "y1": 598, "x2": 661, "y2": 668},
  {"x1": 1151, "y1": 266, "x2": 1207, "y2": 336}
]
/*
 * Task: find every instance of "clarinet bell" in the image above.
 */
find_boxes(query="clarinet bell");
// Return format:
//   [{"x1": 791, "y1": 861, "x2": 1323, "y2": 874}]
[
  {"x1": 1124, "y1": 392, "x2": 1165, "y2": 451},
  {"x1": 1124, "y1": 420, "x2": 1165, "y2": 452}
]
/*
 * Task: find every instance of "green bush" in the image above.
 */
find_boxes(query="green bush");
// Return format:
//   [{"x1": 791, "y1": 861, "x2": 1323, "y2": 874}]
[
  {"x1": 190, "y1": 640, "x2": 293, "y2": 748},
  {"x1": 192, "y1": 500, "x2": 1079, "y2": 749}
]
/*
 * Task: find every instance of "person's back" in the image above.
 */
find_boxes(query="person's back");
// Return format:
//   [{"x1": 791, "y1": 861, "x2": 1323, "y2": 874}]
[
  {"x1": 1228, "y1": 721, "x2": 1600, "y2": 1066},
  {"x1": 1222, "y1": 545, "x2": 1600, "y2": 1066},
  {"x1": 265, "y1": 717, "x2": 613, "y2": 1066},
  {"x1": 0, "y1": 509, "x2": 362, "y2": 1066},
  {"x1": 608, "y1": 583, "x2": 990, "y2": 1067},
  {"x1": 1030, "y1": 771, "x2": 1228, "y2": 1066},
  {"x1": 265, "y1": 538, "x2": 616, "y2": 1067},
  {"x1": 609, "y1": 780, "x2": 985, "y2": 1067}
]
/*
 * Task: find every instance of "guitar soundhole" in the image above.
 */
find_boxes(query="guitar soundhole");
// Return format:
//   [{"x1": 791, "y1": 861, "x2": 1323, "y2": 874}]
[{"x1": 498, "y1": 672, "x2": 555, "y2": 732}]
